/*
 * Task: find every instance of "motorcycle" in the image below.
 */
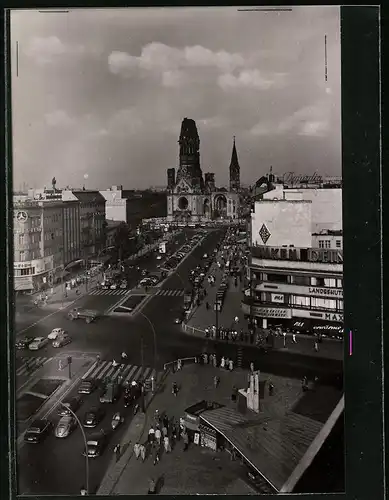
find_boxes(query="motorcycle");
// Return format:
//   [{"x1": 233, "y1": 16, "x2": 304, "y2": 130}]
[{"x1": 111, "y1": 412, "x2": 124, "y2": 430}]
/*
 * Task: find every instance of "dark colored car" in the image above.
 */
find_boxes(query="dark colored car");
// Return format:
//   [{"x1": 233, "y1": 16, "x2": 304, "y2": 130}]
[
  {"x1": 78, "y1": 379, "x2": 96, "y2": 395},
  {"x1": 58, "y1": 395, "x2": 83, "y2": 416},
  {"x1": 83, "y1": 431, "x2": 108, "y2": 458},
  {"x1": 24, "y1": 419, "x2": 51, "y2": 443},
  {"x1": 83, "y1": 407, "x2": 106, "y2": 428},
  {"x1": 16, "y1": 337, "x2": 34, "y2": 350}
]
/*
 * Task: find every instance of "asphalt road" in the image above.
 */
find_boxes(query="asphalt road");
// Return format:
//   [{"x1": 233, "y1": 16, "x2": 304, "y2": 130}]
[{"x1": 16, "y1": 227, "x2": 343, "y2": 495}]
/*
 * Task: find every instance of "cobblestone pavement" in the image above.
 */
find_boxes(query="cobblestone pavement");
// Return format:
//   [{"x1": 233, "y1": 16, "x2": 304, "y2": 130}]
[{"x1": 108, "y1": 363, "x2": 308, "y2": 495}]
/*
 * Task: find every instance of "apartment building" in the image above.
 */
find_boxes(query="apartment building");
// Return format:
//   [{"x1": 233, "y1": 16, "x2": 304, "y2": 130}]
[
  {"x1": 14, "y1": 199, "x2": 67, "y2": 292},
  {"x1": 243, "y1": 182, "x2": 343, "y2": 337}
]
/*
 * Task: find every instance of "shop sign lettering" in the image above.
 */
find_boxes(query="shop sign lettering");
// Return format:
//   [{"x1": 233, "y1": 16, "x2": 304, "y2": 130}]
[
  {"x1": 271, "y1": 293, "x2": 284, "y2": 303},
  {"x1": 254, "y1": 246, "x2": 343, "y2": 264},
  {"x1": 252, "y1": 307, "x2": 291, "y2": 319},
  {"x1": 324, "y1": 313, "x2": 343, "y2": 322},
  {"x1": 309, "y1": 287, "x2": 343, "y2": 298}
]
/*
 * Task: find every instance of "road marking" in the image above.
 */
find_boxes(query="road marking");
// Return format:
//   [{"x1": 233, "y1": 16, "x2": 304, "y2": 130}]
[
  {"x1": 16, "y1": 357, "x2": 52, "y2": 376},
  {"x1": 81, "y1": 361, "x2": 98, "y2": 380}
]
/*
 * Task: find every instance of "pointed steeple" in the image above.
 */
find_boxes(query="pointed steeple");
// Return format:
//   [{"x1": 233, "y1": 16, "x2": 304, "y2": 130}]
[{"x1": 229, "y1": 136, "x2": 240, "y2": 192}]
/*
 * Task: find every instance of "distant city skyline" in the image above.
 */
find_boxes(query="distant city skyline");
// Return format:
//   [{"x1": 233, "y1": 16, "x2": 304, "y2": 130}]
[{"x1": 11, "y1": 7, "x2": 341, "y2": 190}]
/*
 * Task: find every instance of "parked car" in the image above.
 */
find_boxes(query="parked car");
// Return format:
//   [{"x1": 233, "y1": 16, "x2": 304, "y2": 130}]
[
  {"x1": 24, "y1": 419, "x2": 52, "y2": 444},
  {"x1": 29, "y1": 337, "x2": 49, "y2": 351},
  {"x1": 78, "y1": 379, "x2": 96, "y2": 395},
  {"x1": 48, "y1": 328, "x2": 66, "y2": 340},
  {"x1": 58, "y1": 396, "x2": 83, "y2": 416},
  {"x1": 55, "y1": 415, "x2": 76, "y2": 438},
  {"x1": 83, "y1": 431, "x2": 108, "y2": 458},
  {"x1": 15, "y1": 337, "x2": 34, "y2": 350},
  {"x1": 52, "y1": 334, "x2": 72, "y2": 348},
  {"x1": 83, "y1": 407, "x2": 105, "y2": 428}
]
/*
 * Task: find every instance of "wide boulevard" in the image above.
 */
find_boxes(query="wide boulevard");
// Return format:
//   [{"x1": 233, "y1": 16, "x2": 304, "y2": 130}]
[{"x1": 16, "y1": 227, "x2": 342, "y2": 495}]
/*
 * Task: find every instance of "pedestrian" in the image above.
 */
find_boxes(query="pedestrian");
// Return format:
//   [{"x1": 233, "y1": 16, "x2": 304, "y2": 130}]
[
  {"x1": 148, "y1": 477, "x2": 156, "y2": 494},
  {"x1": 80, "y1": 486, "x2": 87, "y2": 496},
  {"x1": 282, "y1": 331, "x2": 287, "y2": 347},
  {"x1": 205, "y1": 327, "x2": 209, "y2": 337},
  {"x1": 209, "y1": 353, "x2": 214, "y2": 365},
  {"x1": 155, "y1": 427, "x2": 161, "y2": 445},
  {"x1": 220, "y1": 356, "x2": 225, "y2": 369},
  {"x1": 114, "y1": 444, "x2": 121, "y2": 462},
  {"x1": 134, "y1": 442, "x2": 141, "y2": 459},
  {"x1": 314, "y1": 341, "x2": 319, "y2": 352},
  {"x1": 183, "y1": 432, "x2": 189, "y2": 451},
  {"x1": 140, "y1": 443, "x2": 146, "y2": 462},
  {"x1": 250, "y1": 362, "x2": 254, "y2": 373},
  {"x1": 163, "y1": 414, "x2": 169, "y2": 429},
  {"x1": 229, "y1": 359, "x2": 234, "y2": 371},
  {"x1": 153, "y1": 448, "x2": 160, "y2": 465},
  {"x1": 164, "y1": 435, "x2": 171, "y2": 453},
  {"x1": 162, "y1": 426, "x2": 168, "y2": 437},
  {"x1": 172, "y1": 381, "x2": 178, "y2": 396},
  {"x1": 292, "y1": 333, "x2": 297, "y2": 344},
  {"x1": 213, "y1": 354, "x2": 217, "y2": 368},
  {"x1": 148, "y1": 427, "x2": 155, "y2": 443},
  {"x1": 214, "y1": 375, "x2": 220, "y2": 389},
  {"x1": 177, "y1": 359, "x2": 182, "y2": 371}
]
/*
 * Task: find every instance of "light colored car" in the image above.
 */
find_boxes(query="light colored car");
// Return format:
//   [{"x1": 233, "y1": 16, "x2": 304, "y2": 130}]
[
  {"x1": 139, "y1": 278, "x2": 152, "y2": 286},
  {"x1": 52, "y1": 334, "x2": 72, "y2": 348},
  {"x1": 110, "y1": 282, "x2": 118, "y2": 290},
  {"x1": 156, "y1": 255, "x2": 162, "y2": 260},
  {"x1": 54, "y1": 415, "x2": 76, "y2": 438},
  {"x1": 48, "y1": 328, "x2": 66, "y2": 340},
  {"x1": 29, "y1": 337, "x2": 49, "y2": 351}
]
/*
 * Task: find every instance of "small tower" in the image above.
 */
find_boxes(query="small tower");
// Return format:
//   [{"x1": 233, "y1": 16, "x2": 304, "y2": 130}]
[{"x1": 229, "y1": 136, "x2": 240, "y2": 192}]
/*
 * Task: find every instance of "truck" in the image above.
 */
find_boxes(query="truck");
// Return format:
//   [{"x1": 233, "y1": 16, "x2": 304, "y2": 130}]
[{"x1": 67, "y1": 307, "x2": 99, "y2": 324}]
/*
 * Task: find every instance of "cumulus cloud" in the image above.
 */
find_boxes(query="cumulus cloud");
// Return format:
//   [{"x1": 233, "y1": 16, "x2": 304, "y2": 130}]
[
  {"x1": 45, "y1": 109, "x2": 74, "y2": 127},
  {"x1": 25, "y1": 36, "x2": 85, "y2": 65},
  {"x1": 107, "y1": 108, "x2": 144, "y2": 136},
  {"x1": 218, "y1": 70, "x2": 286, "y2": 91},
  {"x1": 108, "y1": 42, "x2": 245, "y2": 79},
  {"x1": 250, "y1": 102, "x2": 330, "y2": 138},
  {"x1": 162, "y1": 70, "x2": 188, "y2": 88}
]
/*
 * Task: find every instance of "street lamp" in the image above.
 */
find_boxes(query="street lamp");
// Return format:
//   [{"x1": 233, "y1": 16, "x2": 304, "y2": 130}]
[
  {"x1": 58, "y1": 402, "x2": 89, "y2": 495},
  {"x1": 137, "y1": 311, "x2": 158, "y2": 373}
]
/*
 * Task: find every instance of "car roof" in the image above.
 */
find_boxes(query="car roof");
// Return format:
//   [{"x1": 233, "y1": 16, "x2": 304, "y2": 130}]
[{"x1": 33, "y1": 337, "x2": 44, "y2": 341}]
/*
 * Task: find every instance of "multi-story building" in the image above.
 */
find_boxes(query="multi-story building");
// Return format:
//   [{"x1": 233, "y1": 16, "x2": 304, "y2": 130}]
[
  {"x1": 242, "y1": 180, "x2": 343, "y2": 337},
  {"x1": 99, "y1": 185, "x2": 128, "y2": 222},
  {"x1": 13, "y1": 198, "x2": 67, "y2": 292},
  {"x1": 62, "y1": 190, "x2": 106, "y2": 259}
]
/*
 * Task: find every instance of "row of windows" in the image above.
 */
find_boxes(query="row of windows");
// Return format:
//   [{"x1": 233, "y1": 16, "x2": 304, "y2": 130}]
[
  {"x1": 257, "y1": 273, "x2": 343, "y2": 289},
  {"x1": 14, "y1": 267, "x2": 35, "y2": 276},
  {"x1": 318, "y1": 239, "x2": 342, "y2": 249},
  {"x1": 257, "y1": 292, "x2": 343, "y2": 311},
  {"x1": 44, "y1": 213, "x2": 61, "y2": 225}
]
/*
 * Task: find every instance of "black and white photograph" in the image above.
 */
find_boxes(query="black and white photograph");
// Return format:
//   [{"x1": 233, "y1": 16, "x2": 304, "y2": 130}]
[{"x1": 10, "y1": 5, "x2": 348, "y2": 496}]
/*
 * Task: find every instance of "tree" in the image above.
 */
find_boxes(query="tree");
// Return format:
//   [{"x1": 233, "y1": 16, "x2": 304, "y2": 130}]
[{"x1": 113, "y1": 223, "x2": 132, "y2": 261}]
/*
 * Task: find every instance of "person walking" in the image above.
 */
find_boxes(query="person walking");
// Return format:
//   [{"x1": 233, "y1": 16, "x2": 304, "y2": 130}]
[
  {"x1": 292, "y1": 333, "x2": 297, "y2": 344},
  {"x1": 314, "y1": 340, "x2": 319, "y2": 352},
  {"x1": 172, "y1": 381, "x2": 178, "y2": 396},
  {"x1": 134, "y1": 442, "x2": 141, "y2": 459},
  {"x1": 220, "y1": 356, "x2": 225, "y2": 369},
  {"x1": 153, "y1": 447, "x2": 160, "y2": 466},
  {"x1": 140, "y1": 443, "x2": 146, "y2": 462},
  {"x1": 162, "y1": 426, "x2": 168, "y2": 437},
  {"x1": 183, "y1": 432, "x2": 189, "y2": 451},
  {"x1": 250, "y1": 362, "x2": 255, "y2": 373},
  {"x1": 164, "y1": 435, "x2": 171, "y2": 453},
  {"x1": 155, "y1": 427, "x2": 162, "y2": 446},
  {"x1": 163, "y1": 414, "x2": 169, "y2": 429},
  {"x1": 229, "y1": 359, "x2": 234, "y2": 371},
  {"x1": 177, "y1": 359, "x2": 182, "y2": 371},
  {"x1": 114, "y1": 444, "x2": 121, "y2": 462},
  {"x1": 148, "y1": 427, "x2": 155, "y2": 443},
  {"x1": 214, "y1": 375, "x2": 220, "y2": 389},
  {"x1": 213, "y1": 354, "x2": 217, "y2": 368},
  {"x1": 148, "y1": 478, "x2": 156, "y2": 494}
]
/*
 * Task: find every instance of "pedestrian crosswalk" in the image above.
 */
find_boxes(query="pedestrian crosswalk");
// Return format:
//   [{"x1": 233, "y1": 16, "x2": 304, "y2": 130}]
[
  {"x1": 89, "y1": 288, "x2": 129, "y2": 296},
  {"x1": 82, "y1": 360, "x2": 158, "y2": 385},
  {"x1": 155, "y1": 289, "x2": 185, "y2": 297},
  {"x1": 16, "y1": 357, "x2": 53, "y2": 377}
]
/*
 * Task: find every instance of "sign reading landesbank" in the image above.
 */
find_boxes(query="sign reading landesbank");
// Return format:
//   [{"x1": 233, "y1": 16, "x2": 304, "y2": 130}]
[{"x1": 253, "y1": 246, "x2": 343, "y2": 264}]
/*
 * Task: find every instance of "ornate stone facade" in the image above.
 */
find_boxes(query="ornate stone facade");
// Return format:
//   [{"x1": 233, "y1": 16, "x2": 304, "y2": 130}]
[{"x1": 166, "y1": 118, "x2": 240, "y2": 223}]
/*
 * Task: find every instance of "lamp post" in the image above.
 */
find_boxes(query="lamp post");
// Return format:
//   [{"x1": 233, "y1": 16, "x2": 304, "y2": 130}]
[
  {"x1": 58, "y1": 402, "x2": 89, "y2": 495},
  {"x1": 137, "y1": 311, "x2": 158, "y2": 373}
]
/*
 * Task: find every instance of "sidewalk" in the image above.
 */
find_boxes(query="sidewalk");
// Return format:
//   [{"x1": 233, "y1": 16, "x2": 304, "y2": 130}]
[{"x1": 99, "y1": 363, "x2": 337, "y2": 495}]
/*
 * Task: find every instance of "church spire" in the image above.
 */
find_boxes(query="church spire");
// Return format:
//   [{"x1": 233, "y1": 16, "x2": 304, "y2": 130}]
[{"x1": 229, "y1": 136, "x2": 240, "y2": 192}]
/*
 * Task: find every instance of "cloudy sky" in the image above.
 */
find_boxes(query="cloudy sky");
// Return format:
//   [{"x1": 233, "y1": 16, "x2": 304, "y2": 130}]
[{"x1": 11, "y1": 7, "x2": 341, "y2": 190}]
